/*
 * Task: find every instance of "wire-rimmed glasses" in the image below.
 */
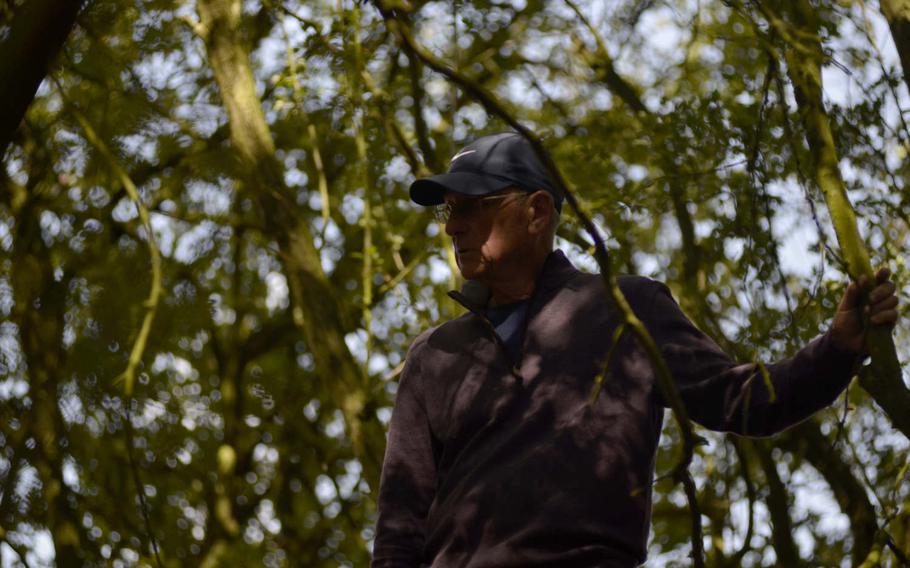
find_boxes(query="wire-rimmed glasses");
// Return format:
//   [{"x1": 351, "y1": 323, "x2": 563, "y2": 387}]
[{"x1": 433, "y1": 192, "x2": 527, "y2": 224}]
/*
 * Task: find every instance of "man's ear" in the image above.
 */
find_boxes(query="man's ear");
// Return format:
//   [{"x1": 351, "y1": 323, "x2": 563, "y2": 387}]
[{"x1": 527, "y1": 191, "x2": 552, "y2": 234}]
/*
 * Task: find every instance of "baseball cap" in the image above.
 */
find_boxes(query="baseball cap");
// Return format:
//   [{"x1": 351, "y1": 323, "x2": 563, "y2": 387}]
[{"x1": 409, "y1": 132, "x2": 563, "y2": 212}]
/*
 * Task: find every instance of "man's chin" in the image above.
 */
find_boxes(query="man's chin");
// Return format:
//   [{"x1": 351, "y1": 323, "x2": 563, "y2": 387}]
[
  {"x1": 459, "y1": 268, "x2": 480, "y2": 280},
  {"x1": 457, "y1": 261, "x2": 484, "y2": 281}
]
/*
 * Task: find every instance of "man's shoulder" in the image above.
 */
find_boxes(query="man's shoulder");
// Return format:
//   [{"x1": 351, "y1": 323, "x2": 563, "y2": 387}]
[
  {"x1": 571, "y1": 271, "x2": 666, "y2": 306},
  {"x1": 405, "y1": 312, "x2": 476, "y2": 359},
  {"x1": 618, "y1": 274, "x2": 668, "y2": 306}
]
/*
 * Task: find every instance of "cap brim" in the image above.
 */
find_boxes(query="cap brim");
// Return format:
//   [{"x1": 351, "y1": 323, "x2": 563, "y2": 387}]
[{"x1": 409, "y1": 172, "x2": 514, "y2": 206}]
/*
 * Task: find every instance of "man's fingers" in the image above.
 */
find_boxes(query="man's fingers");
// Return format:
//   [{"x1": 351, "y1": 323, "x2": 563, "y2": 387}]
[
  {"x1": 869, "y1": 280, "x2": 897, "y2": 303},
  {"x1": 870, "y1": 308, "x2": 899, "y2": 325},
  {"x1": 841, "y1": 281, "x2": 861, "y2": 310},
  {"x1": 844, "y1": 269, "x2": 897, "y2": 313},
  {"x1": 875, "y1": 266, "x2": 891, "y2": 283},
  {"x1": 866, "y1": 294, "x2": 899, "y2": 312}
]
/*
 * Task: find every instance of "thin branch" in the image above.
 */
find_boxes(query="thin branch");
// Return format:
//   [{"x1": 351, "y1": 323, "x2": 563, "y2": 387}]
[
  {"x1": 63, "y1": 98, "x2": 163, "y2": 399},
  {"x1": 407, "y1": 50, "x2": 442, "y2": 173},
  {"x1": 56, "y1": 82, "x2": 165, "y2": 567},
  {"x1": 124, "y1": 404, "x2": 164, "y2": 567},
  {"x1": 373, "y1": 250, "x2": 429, "y2": 303},
  {"x1": 728, "y1": 440, "x2": 756, "y2": 565},
  {"x1": 886, "y1": 533, "x2": 910, "y2": 566},
  {"x1": 588, "y1": 323, "x2": 627, "y2": 403},
  {"x1": 270, "y1": 1, "x2": 333, "y2": 42},
  {"x1": 769, "y1": 45, "x2": 846, "y2": 279},
  {"x1": 0, "y1": 537, "x2": 33, "y2": 568},
  {"x1": 342, "y1": 0, "x2": 377, "y2": 375},
  {"x1": 150, "y1": 205, "x2": 262, "y2": 232},
  {"x1": 277, "y1": 15, "x2": 332, "y2": 239},
  {"x1": 564, "y1": 0, "x2": 647, "y2": 113},
  {"x1": 856, "y1": 0, "x2": 910, "y2": 145},
  {"x1": 630, "y1": 159, "x2": 749, "y2": 193},
  {"x1": 745, "y1": 55, "x2": 800, "y2": 346},
  {"x1": 755, "y1": 442, "x2": 805, "y2": 566}
]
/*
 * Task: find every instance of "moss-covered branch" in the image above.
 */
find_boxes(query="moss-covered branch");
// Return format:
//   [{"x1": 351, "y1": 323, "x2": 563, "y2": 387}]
[
  {"x1": 771, "y1": 0, "x2": 910, "y2": 440},
  {"x1": 196, "y1": 0, "x2": 386, "y2": 490},
  {"x1": 69, "y1": 106, "x2": 162, "y2": 398}
]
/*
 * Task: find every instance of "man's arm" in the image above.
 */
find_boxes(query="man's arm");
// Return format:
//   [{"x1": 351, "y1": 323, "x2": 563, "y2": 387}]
[
  {"x1": 642, "y1": 281, "x2": 862, "y2": 436},
  {"x1": 372, "y1": 342, "x2": 438, "y2": 567}
]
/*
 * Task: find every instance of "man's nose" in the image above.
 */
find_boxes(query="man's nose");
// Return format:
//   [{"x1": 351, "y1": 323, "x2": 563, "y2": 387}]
[{"x1": 445, "y1": 213, "x2": 466, "y2": 237}]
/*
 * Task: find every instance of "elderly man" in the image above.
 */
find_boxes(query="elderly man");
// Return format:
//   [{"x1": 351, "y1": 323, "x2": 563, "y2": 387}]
[{"x1": 371, "y1": 132, "x2": 899, "y2": 567}]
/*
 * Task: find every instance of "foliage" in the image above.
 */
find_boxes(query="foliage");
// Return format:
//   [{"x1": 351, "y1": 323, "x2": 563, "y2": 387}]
[{"x1": 1, "y1": 0, "x2": 909, "y2": 566}]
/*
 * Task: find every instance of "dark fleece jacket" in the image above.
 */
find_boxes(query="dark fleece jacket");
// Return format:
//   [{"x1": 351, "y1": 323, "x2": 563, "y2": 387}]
[{"x1": 372, "y1": 250, "x2": 858, "y2": 567}]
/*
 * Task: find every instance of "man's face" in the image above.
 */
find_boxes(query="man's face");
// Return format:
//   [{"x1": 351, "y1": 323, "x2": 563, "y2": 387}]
[{"x1": 442, "y1": 189, "x2": 530, "y2": 281}]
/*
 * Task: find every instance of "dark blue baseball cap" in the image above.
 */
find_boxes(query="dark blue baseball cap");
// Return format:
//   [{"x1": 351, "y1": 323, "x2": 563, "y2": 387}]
[{"x1": 409, "y1": 132, "x2": 563, "y2": 212}]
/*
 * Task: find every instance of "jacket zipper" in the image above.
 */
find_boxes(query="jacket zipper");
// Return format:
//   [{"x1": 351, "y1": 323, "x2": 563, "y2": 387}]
[{"x1": 448, "y1": 291, "x2": 524, "y2": 380}]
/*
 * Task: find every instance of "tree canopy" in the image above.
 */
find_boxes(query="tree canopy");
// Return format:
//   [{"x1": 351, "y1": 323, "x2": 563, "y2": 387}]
[{"x1": 1, "y1": 0, "x2": 909, "y2": 566}]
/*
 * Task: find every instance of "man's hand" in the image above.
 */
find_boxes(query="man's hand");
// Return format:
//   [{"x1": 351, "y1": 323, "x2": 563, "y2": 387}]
[{"x1": 831, "y1": 267, "x2": 900, "y2": 354}]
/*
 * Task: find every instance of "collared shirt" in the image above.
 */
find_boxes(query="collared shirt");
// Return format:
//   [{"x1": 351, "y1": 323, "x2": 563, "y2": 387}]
[{"x1": 485, "y1": 301, "x2": 529, "y2": 362}]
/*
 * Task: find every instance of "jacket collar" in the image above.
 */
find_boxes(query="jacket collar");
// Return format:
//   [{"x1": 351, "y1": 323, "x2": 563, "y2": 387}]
[{"x1": 447, "y1": 249, "x2": 578, "y2": 313}]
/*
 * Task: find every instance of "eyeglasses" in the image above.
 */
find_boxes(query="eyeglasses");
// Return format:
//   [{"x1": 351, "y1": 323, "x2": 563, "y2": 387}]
[{"x1": 433, "y1": 192, "x2": 527, "y2": 224}]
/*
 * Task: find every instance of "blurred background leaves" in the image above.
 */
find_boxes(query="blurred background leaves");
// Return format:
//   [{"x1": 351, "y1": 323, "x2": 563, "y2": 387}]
[{"x1": 1, "y1": 0, "x2": 909, "y2": 566}]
